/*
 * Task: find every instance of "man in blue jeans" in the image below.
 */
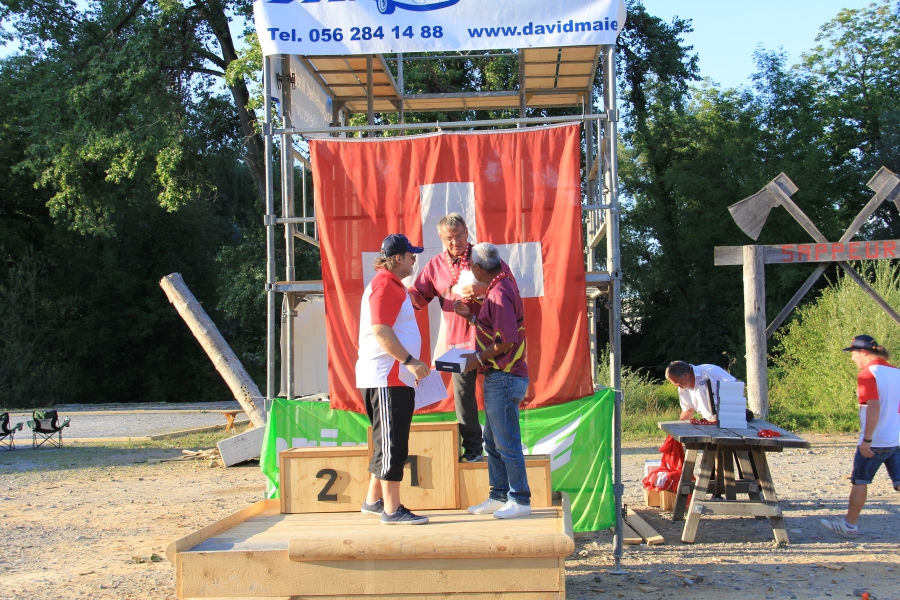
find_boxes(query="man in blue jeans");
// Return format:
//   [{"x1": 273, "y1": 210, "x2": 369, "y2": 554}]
[
  {"x1": 454, "y1": 242, "x2": 531, "y2": 519},
  {"x1": 820, "y1": 335, "x2": 900, "y2": 538}
]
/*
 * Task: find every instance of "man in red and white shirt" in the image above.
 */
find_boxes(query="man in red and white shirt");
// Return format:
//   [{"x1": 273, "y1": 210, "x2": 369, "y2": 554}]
[
  {"x1": 820, "y1": 335, "x2": 900, "y2": 538},
  {"x1": 357, "y1": 234, "x2": 431, "y2": 525},
  {"x1": 409, "y1": 213, "x2": 511, "y2": 463}
]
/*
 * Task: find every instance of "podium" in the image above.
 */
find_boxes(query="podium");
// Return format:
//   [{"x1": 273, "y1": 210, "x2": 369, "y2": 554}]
[{"x1": 169, "y1": 421, "x2": 573, "y2": 599}]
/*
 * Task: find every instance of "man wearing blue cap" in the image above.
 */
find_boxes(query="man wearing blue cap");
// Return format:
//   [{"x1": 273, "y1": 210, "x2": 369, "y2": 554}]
[
  {"x1": 820, "y1": 335, "x2": 900, "y2": 538},
  {"x1": 357, "y1": 233, "x2": 431, "y2": 525}
]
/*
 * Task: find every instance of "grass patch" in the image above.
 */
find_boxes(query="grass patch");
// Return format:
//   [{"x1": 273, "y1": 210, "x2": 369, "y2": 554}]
[
  {"x1": 598, "y1": 349, "x2": 680, "y2": 440},
  {"x1": 769, "y1": 261, "x2": 900, "y2": 433}
]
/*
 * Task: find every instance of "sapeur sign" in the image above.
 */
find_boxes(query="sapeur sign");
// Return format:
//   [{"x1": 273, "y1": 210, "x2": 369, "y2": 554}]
[{"x1": 254, "y1": 0, "x2": 627, "y2": 56}]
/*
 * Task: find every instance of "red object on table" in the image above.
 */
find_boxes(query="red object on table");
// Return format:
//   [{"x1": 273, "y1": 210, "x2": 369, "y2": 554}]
[
  {"x1": 689, "y1": 418, "x2": 716, "y2": 425},
  {"x1": 757, "y1": 429, "x2": 782, "y2": 438}
]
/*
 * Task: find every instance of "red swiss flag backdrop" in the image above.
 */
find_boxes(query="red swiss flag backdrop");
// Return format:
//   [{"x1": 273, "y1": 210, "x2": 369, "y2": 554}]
[{"x1": 310, "y1": 124, "x2": 592, "y2": 413}]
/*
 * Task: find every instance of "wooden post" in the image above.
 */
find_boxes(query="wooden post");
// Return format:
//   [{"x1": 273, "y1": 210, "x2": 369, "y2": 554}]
[
  {"x1": 743, "y1": 245, "x2": 768, "y2": 418},
  {"x1": 160, "y1": 273, "x2": 267, "y2": 429}
]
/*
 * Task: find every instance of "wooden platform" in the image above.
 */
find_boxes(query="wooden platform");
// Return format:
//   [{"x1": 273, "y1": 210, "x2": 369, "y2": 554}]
[{"x1": 168, "y1": 494, "x2": 574, "y2": 599}]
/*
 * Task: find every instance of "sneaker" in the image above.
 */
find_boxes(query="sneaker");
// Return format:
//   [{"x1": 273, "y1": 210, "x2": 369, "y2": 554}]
[
  {"x1": 460, "y1": 452, "x2": 484, "y2": 463},
  {"x1": 493, "y1": 500, "x2": 532, "y2": 519},
  {"x1": 819, "y1": 518, "x2": 858, "y2": 538},
  {"x1": 381, "y1": 504, "x2": 429, "y2": 525},
  {"x1": 467, "y1": 497, "x2": 505, "y2": 514},
  {"x1": 361, "y1": 499, "x2": 384, "y2": 515}
]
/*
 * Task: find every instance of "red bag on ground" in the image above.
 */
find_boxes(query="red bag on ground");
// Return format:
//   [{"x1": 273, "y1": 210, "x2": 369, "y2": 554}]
[{"x1": 642, "y1": 435, "x2": 685, "y2": 492}]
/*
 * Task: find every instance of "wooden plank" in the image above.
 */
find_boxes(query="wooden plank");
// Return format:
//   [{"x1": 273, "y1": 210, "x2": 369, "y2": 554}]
[
  {"x1": 657, "y1": 421, "x2": 713, "y2": 444},
  {"x1": 672, "y1": 447, "x2": 696, "y2": 522},
  {"x1": 288, "y1": 530, "x2": 574, "y2": 561},
  {"x1": 751, "y1": 447, "x2": 790, "y2": 544},
  {"x1": 621, "y1": 521, "x2": 642, "y2": 545},
  {"x1": 178, "y1": 553, "x2": 563, "y2": 597},
  {"x1": 458, "y1": 456, "x2": 553, "y2": 508},
  {"x1": 723, "y1": 450, "x2": 737, "y2": 500},
  {"x1": 715, "y1": 240, "x2": 900, "y2": 265},
  {"x1": 744, "y1": 420, "x2": 810, "y2": 449},
  {"x1": 625, "y1": 509, "x2": 665, "y2": 545},
  {"x1": 681, "y1": 446, "x2": 716, "y2": 543},
  {"x1": 165, "y1": 500, "x2": 277, "y2": 563},
  {"x1": 691, "y1": 500, "x2": 782, "y2": 518},
  {"x1": 279, "y1": 447, "x2": 368, "y2": 460}
]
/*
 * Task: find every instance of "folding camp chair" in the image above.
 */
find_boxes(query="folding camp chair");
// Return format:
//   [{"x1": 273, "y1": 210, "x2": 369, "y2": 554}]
[
  {"x1": 0, "y1": 413, "x2": 24, "y2": 450},
  {"x1": 26, "y1": 410, "x2": 70, "y2": 449}
]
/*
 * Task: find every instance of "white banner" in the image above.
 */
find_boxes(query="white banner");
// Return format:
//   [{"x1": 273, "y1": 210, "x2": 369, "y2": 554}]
[
  {"x1": 270, "y1": 57, "x2": 333, "y2": 129},
  {"x1": 254, "y1": 0, "x2": 627, "y2": 56}
]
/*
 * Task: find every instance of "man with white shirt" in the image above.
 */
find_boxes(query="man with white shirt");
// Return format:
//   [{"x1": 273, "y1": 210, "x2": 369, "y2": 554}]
[
  {"x1": 665, "y1": 361, "x2": 737, "y2": 422},
  {"x1": 820, "y1": 335, "x2": 900, "y2": 538},
  {"x1": 357, "y1": 233, "x2": 431, "y2": 525}
]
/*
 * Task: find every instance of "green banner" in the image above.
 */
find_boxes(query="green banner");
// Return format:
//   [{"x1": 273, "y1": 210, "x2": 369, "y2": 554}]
[{"x1": 260, "y1": 389, "x2": 614, "y2": 532}]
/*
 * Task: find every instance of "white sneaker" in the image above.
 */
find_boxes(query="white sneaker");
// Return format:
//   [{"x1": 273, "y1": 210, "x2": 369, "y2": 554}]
[
  {"x1": 819, "y1": 518, "x2": 858, "y2": 538},
  {"x1": 493, "y1": 500, "x2": 532, "y2": 519},
  {"x1": 467, "y1": 498, "x2": 505, "y2": 514}
]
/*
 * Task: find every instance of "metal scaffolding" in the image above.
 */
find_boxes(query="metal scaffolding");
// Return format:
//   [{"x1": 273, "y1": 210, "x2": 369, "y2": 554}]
[{"x1": 262, "y1": 45, "x2": 625, "y2": 569}]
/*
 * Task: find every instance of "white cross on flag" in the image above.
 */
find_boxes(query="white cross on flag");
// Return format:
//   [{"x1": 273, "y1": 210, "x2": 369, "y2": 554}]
[{"x1": 310, "y1": 124, "x2": 593, "y2": 413}]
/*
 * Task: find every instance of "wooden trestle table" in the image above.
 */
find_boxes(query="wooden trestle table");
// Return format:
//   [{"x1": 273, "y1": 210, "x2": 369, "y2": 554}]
[{"x1": 658, "y1": 419, "x2": 810, "y2": 544}]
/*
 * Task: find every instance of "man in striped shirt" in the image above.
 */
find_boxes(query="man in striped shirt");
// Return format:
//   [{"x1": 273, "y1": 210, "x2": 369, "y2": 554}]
[
  {"x1": 357, "y1": 234, "x2": 431, "y2": 525},
  {"x1": 453, "y1": 242, "x2": 532, "y2": 519}
]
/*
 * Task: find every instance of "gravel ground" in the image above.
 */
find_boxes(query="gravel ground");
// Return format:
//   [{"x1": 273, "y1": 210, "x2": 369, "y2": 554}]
[
  {"x1": 0, "y1": 430, "x2": 897, "y2": 600},
  {"x1": 3, "y1": 403, "x2": 250, "y2": 447}
]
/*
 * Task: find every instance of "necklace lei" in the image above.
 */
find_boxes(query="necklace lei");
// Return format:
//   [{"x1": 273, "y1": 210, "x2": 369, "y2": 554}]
[
  {"x1": 444, "y1": 243, "x2": 473, "y2": 284},
  {"x1": 485, "y1": 271, "x2": 512, "y2": 295}
]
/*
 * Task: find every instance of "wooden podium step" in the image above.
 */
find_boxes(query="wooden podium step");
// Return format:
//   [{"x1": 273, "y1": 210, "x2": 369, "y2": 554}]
[
  {"x1": 280, "y1": 422, "x2": 555, "y2": 514},
  {"x1": 168, "y1": 494, "x2": 574, "y2": 599}
]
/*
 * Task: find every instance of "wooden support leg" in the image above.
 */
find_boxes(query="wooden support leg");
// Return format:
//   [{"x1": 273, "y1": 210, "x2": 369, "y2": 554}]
[
  {"x1": 750, "y1": 447, "x2": 789, "y2": 544},
  {"x1": 736, "y1": 451, "x2": 762, "y2": 501},
  {"x1": 715, "y1": 449, "x2": 726, "y2": 496},
  {"x1": 673, "y1": 448, "x2": 697, "y2": 522},
  {"x1": 682, "y1": 445, "x2": 716, "y2": 543},
  {"x1": 723, "y1": 450, "x2": 737, "y2": 500}
]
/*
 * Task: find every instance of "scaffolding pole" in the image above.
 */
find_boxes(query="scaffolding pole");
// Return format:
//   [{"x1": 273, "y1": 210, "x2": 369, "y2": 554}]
[
  {"x1": 264, "y1": 56, "x2": 278, "y2": 409},
  {"x1": 602, "y1": 45, "x2": 625, "y2": 573},
  {"x1": 281, "y1": 54, "x2": 296, "y2": 400}
]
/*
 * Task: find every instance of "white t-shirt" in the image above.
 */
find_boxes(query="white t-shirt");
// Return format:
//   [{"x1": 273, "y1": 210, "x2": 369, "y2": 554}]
[
  {"x1": 356, "y1": 269, "x2": 421, "y2": 389},
  {"x1": 856, "y1": 359, "x2": 900, "y2": 447},
  {"x1": 678, "y1": 364, "x2": 737, "y2": 421}
]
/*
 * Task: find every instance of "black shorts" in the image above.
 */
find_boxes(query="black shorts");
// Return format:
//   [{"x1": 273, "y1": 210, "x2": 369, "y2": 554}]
[{"x1": 363, "y1": 386, "x2": 415, "y2": 482}]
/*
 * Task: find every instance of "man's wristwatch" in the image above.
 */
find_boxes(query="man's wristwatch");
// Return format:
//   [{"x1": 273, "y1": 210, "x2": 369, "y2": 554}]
[
  {"x1": 862, "y1": 438, "x2": 873, "y2": 443},
  {"x1": 402, "y1": 354, "x2": 413, "y2": 365},
  {"x1": 475, "y1": 352, "x2": 485, "y2": 366}
]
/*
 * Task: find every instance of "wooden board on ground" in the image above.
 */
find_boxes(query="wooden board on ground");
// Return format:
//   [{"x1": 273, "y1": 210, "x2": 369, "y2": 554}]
[
  {"x1": 279, "y1": 447, "x2": 370, "y2": 514},
  {"x1": 458, "y1": 455, "x2": 553, "y2": 508},
  {"x1": 367, "y1": 422, "x2": 459, "y2": 510},
  {"x1": 613, "y1": 522, "x2": 642, "y2": 545},
  {"x1": 626, "y1": 508, "x2": 665, "y2": 545},
  {"x1": 216, "y1": 426, "x2": 265, "y2": 467},
  {"x1": 169, "y1": 494, "x2": 573, "y2": 599}
]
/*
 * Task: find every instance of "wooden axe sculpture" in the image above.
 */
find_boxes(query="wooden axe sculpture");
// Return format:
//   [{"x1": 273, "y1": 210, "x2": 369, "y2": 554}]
[{"x1": 726, "y1": 167, "x2": 900, "y2": 338}]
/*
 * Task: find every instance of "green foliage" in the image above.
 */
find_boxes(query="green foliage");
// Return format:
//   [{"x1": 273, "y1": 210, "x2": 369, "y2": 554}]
[
  {"x1": 617, "y1": 1, "x2": 900, "y2": 379},
  {"x1": 769, "y1": 261, "x2": 900, "y2": 432},
  {"x1": 597, "y1": 347, "x2": 680, "y2": 438}
]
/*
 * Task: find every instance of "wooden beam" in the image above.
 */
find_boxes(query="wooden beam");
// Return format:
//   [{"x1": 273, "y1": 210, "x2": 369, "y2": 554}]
[
  {"x1": 743, "y1": 246, "x2": 768, "y2": 419},
  {"x1": 715, "y1": 240, "x2": 900, "y2": 265},
  {"x1": 625, "y1": 509, "x2": 664, "y2": 545},
  {"x1": 690, "y1": 500, "x2": 782, "y2": 518},
  {"x1": 159, "y1": 274, "x2": 267, "y2": 428}
]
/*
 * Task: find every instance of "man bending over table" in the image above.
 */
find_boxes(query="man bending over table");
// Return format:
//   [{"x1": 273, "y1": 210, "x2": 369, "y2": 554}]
[{"x1": 665, "y1": 361, "x2": 737, "y2": 422}]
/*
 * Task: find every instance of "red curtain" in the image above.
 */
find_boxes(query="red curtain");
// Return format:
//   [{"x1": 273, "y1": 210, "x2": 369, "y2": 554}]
[{"x1": 310, "y1": 124, "x2": 593, "y2": 413}]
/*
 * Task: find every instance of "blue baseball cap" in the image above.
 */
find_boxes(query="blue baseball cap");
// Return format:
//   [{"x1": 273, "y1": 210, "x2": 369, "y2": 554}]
[
  {"x1": 381, "y1": 233, "x2": 424, "y2": 257},
  {"x1": 843, "y1": 335, "x2": 878, "y2": 352}
]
